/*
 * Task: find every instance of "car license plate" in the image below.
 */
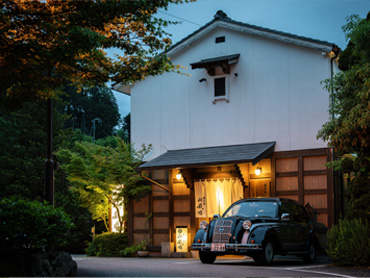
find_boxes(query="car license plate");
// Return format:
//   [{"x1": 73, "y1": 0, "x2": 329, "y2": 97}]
[{"x1": 211, "y1": 243, "x2": 225, "y2": 252}]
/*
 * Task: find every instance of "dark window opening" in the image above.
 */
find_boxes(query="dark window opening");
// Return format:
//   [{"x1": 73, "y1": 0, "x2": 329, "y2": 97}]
[
  {"x1": 214, "y1": 77, "x2": 226, "y2": 97},
  {"x1": 215, "y1": 36, "x2": 225, "y2": 43}
]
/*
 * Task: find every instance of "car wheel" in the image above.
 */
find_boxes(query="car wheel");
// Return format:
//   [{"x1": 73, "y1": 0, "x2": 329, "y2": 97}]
[
  {"x1": 199, "y1": 251, "x2": 217, "y2": 264},
  {"x1": 254, "y1": 240, "x2": 274, "y2": 265},
  {"x1": 302, "y1": 242, "x2": 316, "y2": 263}
]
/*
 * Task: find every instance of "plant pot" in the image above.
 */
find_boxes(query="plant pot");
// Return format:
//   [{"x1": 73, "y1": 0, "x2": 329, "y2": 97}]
[{"x1": 137, "y1": 251, "x2": 150, "y2": 257}]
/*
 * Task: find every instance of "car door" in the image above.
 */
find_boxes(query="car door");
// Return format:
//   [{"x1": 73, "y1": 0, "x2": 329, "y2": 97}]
[
  {"x1": 297, "y1": 205, "x2": 312, "y2": 250},
  {"x1": 278, "y1": 202, "x2": 298, "y2": 252},
  {"x1": 290, "y1": 203, "x2": 310, "y2": 251}
]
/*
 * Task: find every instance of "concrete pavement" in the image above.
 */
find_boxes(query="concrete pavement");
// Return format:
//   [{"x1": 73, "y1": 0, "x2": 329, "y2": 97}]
[{"x1": 73, "y1": 254, "x2": 370, "y2": 277}]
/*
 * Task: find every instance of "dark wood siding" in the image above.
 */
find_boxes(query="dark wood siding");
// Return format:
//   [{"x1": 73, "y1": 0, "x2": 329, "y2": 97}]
[{"x1": 272, "y1": 148, "x2": 334, "y2": 227}]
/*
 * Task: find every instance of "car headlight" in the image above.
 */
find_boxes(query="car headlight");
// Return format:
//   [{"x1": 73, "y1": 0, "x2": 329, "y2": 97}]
[
  {"x1": 242, "y1": 220, "x2": 252, "y2": 230},
  {"x1": 199, "y1": 221, "x2": 208, "y2": 229}
]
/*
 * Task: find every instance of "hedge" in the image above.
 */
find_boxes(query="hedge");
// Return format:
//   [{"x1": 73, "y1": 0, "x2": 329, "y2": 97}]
[
  {"x1": 0, "y1": 197, "x2": 73, "y2": 252},
  {"x1": 327, "y1": 218, "x2": 370, "y2": 266}
]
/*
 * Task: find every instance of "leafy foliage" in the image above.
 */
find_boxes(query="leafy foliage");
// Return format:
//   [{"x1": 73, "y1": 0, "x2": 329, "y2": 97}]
[
  {"x1": 327, "y1": 219, "x2": 370, "y2": 266},
  {"x1": 120, "y1": 241, "x2": 148, "y2": 257},
  {"x1": 0, "y1": 102, "x2": 96, "y2": 254},
  {"x1": 0, "y1": 198, "x2": 73, "y2": 252},
  {"x1": 63, "y1": 85, "x2": 120, "y2": 139},
  {"x1": 318, "y1": 13, "x2": 370, "y2": 155},
  {"x1": 86, "y1": 232, "x2": 128, "y2": 257},
  {"x1": 56, "y1": 137, "x2": 151, "y2": 232},
  {"x1": 0, "y1": 98, "x2": 121, "y2": 253},
  {"x1": 0, "y1": 0, "x2": 185, "y2": 105},
  {"x1": 117, "y1": 113, "x2": 131, "y2": 143},
  {"x1": 317, "y1": 12, "x2": 370, "y2": 221},
  {"x1": 0, "y1": 101, "x2": 70, "y2": 200},
  {"x1": 0, "y1": 0, "x2": 187, "y2": 255},
  {"x1": 54, "y1": 178, "x2": 93, "y2": 254},
  {"x1": 86, "y1": 233, "x2": 147, "y2": 257},
  {"x1": 346, "y1": 176, "x2": 370, "y2": 219}
]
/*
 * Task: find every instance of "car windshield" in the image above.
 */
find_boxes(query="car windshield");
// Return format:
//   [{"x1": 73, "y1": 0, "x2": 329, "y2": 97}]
[{"x1": 222, "y1": 201, "x2": 278, "y2": 218}]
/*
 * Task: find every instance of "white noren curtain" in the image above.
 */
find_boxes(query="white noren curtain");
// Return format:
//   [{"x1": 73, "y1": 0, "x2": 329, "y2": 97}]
[{"x1": 194, "y1": 178, "x2": 243, "y2": 218}]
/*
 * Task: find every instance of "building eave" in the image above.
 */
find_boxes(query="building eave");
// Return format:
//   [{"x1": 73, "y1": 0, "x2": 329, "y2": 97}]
[
  {"x1": 139, "y1": 142, "x2": 276, "y2": 171},
  {"x1": 166, "y1": 16, "x2": 339, "y2": 58},
  {"x1": 112, "y1": 83, "x2": 131, "y2": 96}
]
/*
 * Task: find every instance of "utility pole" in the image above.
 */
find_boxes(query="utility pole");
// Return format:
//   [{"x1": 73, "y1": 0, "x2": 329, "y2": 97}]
[
  {"x1": 45, "y1": 98, "x2": 54, "y2": 207},
  {"x1": 91, "y1": 118, "x2": 101, "y2": 144}
]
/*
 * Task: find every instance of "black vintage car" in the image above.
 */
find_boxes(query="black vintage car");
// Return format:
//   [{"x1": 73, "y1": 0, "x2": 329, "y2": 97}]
[{"x1": 191, "y1": 198, "x2": 320, "y2": 265}]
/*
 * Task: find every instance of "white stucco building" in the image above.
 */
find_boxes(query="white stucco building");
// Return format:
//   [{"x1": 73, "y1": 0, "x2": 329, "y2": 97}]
[{"x1": 115, "y1": 11, "x2": 340, "y2": 250}]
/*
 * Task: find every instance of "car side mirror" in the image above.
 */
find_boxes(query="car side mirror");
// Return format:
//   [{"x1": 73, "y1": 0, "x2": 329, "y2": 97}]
[
  {"x1": 213, "y1": 214, "x2": 221, "y2": 219},
  {"x1": 281, "y1": 213, "x2": 291, "y2": 221}
]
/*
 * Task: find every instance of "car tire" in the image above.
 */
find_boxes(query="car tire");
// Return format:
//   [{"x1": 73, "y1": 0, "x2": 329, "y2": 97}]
[
  {"x1": 302, "y1": 242, "x2": 316, "y2": 263},
  {"x1": 199, "y1": 251, "x2": 217, "y2": 264},
  {"x1": 253, "y1": 240, "x2": 274, "y2": 265}
]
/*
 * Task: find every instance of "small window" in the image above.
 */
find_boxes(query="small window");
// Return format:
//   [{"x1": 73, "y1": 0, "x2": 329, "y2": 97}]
[
  {"x1": 215, "y1": 36, "x2": 225, "y2": 43},
  {"x1": 213, "y1": 75, "x2": 229, "y2": 103},
  {"x1": 214, "y1": 77, "x2": 226, "y2": 97}
]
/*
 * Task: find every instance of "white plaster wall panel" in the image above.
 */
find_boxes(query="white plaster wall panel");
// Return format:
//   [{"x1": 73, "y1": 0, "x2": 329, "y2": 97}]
[
  {"x1": 159, "y1": 72, "x2": 192, "y2": 152},
  {"x1": 287, "y1": 47, "x2": 330, "y2": 151},
  {"x1": 239, "y1": 44, "x2": 256, "y2": 144},
  {"x1": 130, "y1": 26, "x2": 332, "y2": 159},
  {"x1": 185, "y1": 29, "x2": 254, "y2": 148},
  {"x1": 250, "y1": 37, "x2": 291, "y2": 150},
  {"x1": 131, "y1": 76, "x2": 161, "y2": 159}
]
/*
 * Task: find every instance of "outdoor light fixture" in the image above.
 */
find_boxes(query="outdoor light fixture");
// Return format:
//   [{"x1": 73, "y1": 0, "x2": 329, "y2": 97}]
[
  {"x1": 175, "y1": 226, "x2": 188, "y2": 252},
  {"x1": 255, "y1": 167, "x2": 262, "y2": 175},
  {"x1": 176, "y1": 171, "x2": 182, "y2": 180}
]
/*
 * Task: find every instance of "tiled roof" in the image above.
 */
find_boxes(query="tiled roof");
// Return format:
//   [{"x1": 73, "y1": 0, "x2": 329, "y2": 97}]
[
  {"x1": 166, "y1": 10, "x2": 339, "y2": 54},
  {"x1": 139, "y1": 141, "x2": 276, "y2": 170},
  {"x1": 190, "y1": 53, "x2": 240, "y2": 69}
]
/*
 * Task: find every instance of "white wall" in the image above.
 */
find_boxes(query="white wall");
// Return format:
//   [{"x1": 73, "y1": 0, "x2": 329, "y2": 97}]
[{"x1": 131, "y1": 27, "x2": 332, "y2": 160}]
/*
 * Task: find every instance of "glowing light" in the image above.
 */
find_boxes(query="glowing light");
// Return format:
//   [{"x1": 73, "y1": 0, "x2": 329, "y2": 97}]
[
  {"x1": 176, "y1": 226, "x2": 188, "y2": 252},
  {"x1": 111, "y1": 184, "x2": 124, "y2": 233},
  {"x1": 176, "y1": 171, "x2": 182, "y2": 180},
  {"x1": 255, "y1": 167, "x2": 262, "y2": 175}
]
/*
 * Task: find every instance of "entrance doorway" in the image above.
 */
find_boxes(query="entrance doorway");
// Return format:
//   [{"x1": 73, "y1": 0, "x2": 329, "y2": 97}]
[{"x1": 250, "y1": 179, "x2": 271, "y2": 198}]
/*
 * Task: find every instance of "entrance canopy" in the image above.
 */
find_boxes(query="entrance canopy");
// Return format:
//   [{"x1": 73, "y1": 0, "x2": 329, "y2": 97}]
[
  {"x1": 190, "y1": 53, "x2": 240, "y2": 76},
  {"x1": 139, "y1": 142, "x2": 276, "y2": 170}
]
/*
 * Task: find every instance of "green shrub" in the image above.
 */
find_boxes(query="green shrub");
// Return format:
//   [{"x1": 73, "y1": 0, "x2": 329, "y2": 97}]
[
  {"x1": 120, "y1": 241, "x2": 147, "y2": 257},
  {"x1": 86, "y1": 232, "x2": 128, "y2": 257},
  {"x1": 0, "y1": 197, "x2": 73, "y2": 252},
  {"x1": 327, "y1": 218, "x2": 370, "y2": 266}
]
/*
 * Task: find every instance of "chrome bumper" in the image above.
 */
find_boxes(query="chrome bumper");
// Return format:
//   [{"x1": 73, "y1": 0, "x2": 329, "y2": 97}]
[{"x1": 191, "y1": 243, "x2": 263, "y2": 252}]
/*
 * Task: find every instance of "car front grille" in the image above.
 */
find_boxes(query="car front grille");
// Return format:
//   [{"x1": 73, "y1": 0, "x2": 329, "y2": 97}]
[{"x1": 212, "y1": 220, "x2": 233, "y2": 243}]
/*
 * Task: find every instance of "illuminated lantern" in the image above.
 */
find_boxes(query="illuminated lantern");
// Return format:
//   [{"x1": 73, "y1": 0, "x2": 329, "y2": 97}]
[
  {"x1": 255, "y1": 167, "x2": 262, "y2": 175},
  {"x1": 175, "y1": 226, "x2": 188, "y2": 252}
]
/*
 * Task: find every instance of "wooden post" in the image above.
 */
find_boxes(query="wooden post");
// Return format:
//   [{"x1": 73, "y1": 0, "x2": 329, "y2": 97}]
[
  {"x1": 271, "y1": 156, "x2": 276, "y2": 197},
  {"x1": 326, "y1": 148, "x2": 334, "y2": 227},
  {"x1": 169, "y1": 169, "x2": 174, "y2": 242},
  {"x1": 127, "y1": 200, "x2": 133, "y2": 245},
  {"x1": 298, "y1": 156, "x2": 304, "y2": 205}
]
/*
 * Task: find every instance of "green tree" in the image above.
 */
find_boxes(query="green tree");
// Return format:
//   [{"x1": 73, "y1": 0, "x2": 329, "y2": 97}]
[
  {"x1": 317, "y1": 12, "x2": 370, "y2": 221},
  {"x1": 0, "y1": 0, "x2": 186, "y2": 207},
  {"x1": 56, "y1": 137, "x2": 151, "y2": 232},
  {"x1": 0, "y1": 198, "x2": 73, "y2": 252},
  {"x1": 0, "y1": 0, "x2": 184, "y2": 104},
  {"x1": 64, "y1": 85, "x2": 120, "y2": 139},
  {"x1": 117, "y1": 113, "x2": 131, "y2": 143},
  {"x1": 0, "y1": 102, "x2": 93, "y2": 253},
  {"x1": 0, "y1": 101, "x2": 69, "y2": 199}
]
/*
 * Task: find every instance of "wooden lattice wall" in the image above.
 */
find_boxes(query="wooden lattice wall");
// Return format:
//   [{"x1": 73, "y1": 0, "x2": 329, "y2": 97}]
[{"x1": 272, "y1": 148, "x2": 334, "y2": 227}]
